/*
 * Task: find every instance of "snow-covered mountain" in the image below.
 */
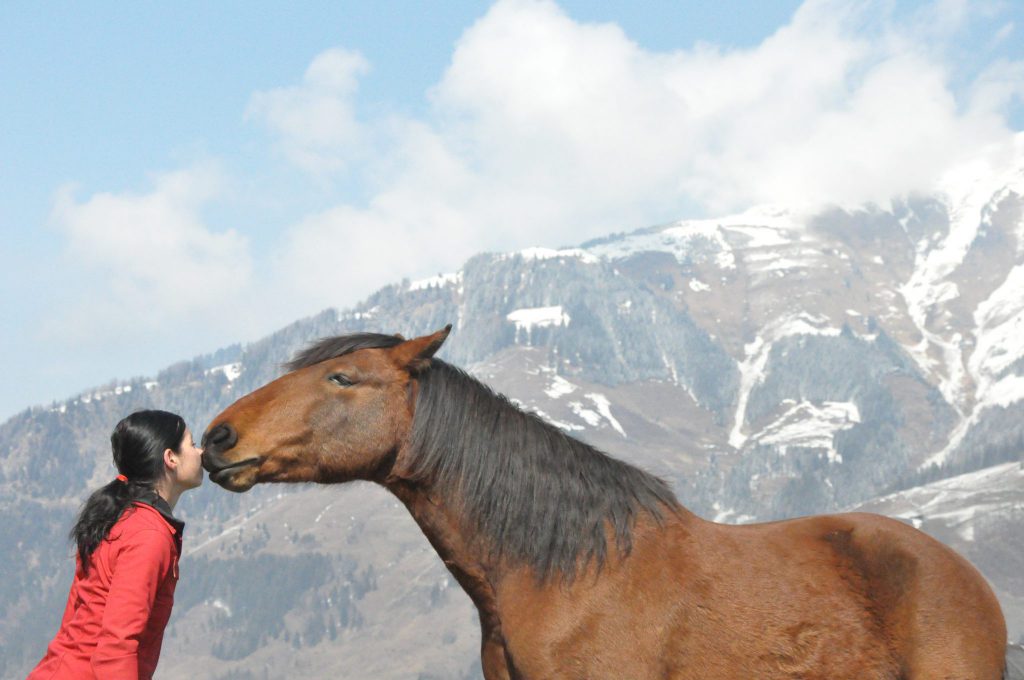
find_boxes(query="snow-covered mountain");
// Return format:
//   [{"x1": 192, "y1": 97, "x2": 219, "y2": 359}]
[
  {"x1": 1, "y1": 140, "x2": 1022, "y2": 678},
  {"x1": 481, "y1": 136, "x2": 1024, "y2": 479}
]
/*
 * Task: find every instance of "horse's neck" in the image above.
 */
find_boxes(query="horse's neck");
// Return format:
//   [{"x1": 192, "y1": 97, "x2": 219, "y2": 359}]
[{"x1": 384, "y1": 477, "x2": 504, "y2": 628}]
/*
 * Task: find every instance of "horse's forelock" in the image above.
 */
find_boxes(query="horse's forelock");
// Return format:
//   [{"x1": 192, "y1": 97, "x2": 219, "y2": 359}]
[{"x1": 285, "y1": 333, "x2": 405, "y2": 372}]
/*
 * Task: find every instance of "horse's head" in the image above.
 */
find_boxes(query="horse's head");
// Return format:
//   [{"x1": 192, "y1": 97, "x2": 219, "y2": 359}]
[{"x1": 201, "y1": 326, "x2": 450, "y2": 492}]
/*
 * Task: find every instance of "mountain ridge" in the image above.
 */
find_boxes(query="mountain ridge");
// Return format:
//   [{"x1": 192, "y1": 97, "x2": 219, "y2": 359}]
[{"x1": 2, "y1": 147, "x2": 1023, "y2": 677}]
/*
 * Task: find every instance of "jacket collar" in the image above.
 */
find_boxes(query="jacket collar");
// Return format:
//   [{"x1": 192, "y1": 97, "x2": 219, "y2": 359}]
[{"x1": 134, "y1": 492, "x2": 186, "y2": 537}]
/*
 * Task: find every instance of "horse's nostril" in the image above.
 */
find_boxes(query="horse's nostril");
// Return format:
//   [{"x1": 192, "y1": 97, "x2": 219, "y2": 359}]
[{"x1": 204, "y1": 423, "x2": 237, "y2": 451}]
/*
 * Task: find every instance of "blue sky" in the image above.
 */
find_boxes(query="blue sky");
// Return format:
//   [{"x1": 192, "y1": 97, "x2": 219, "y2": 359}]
[{"x1": 1, "y1": 0, "x2": 1022, "y2": 422}]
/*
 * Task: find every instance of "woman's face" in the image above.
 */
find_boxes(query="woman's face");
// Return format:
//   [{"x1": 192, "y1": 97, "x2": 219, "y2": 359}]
[{"x1": 175, "y1": 427, "x2": 204, "y2": 490}]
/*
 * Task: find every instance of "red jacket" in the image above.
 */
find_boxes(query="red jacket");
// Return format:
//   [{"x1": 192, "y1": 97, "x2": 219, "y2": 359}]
[{"x1": 28, "y1": 500, "x2": 183, "y2": 680}]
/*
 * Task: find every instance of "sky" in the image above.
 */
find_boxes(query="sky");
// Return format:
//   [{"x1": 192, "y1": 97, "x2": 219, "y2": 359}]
[{"x1": 1, "y1": 0, "x2": 1022, "y2": 422}]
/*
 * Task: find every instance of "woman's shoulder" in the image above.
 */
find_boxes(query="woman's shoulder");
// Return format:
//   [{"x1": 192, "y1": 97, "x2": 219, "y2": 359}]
[
  {"x1": 98, "y1": 503, "x2": 179, "y2": 580},
  {"x1": 109, "y1": 503, "x2": 178, "y2": 545}
]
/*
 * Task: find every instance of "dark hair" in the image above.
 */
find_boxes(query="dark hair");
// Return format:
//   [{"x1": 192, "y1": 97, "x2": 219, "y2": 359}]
[
  {"x1": 70, "y1": 410, "x2": 186, "y2": 571},
  {"x1": 285, "y1": 332, "x2": 405, "y2": 371},
  {"x1": 407, "y1": 361, "x2": 679, "y2": 581}
]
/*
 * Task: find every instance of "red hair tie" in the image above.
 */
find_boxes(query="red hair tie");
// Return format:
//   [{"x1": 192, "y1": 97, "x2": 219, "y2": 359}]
[{"x1": 115, "y1": 474, "x2": 128, "y2": 483}]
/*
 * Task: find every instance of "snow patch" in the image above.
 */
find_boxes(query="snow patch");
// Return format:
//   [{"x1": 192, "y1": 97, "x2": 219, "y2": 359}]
[
  {"x1": 409, "y1": 271, "x2": 462, "y2": 291},
  {"x1": 661, "y1": 350, "x2": 680, "y2": 384},
  {"x1": 210, "y1": 599, "x2": 233, "y2": 618},
  {"x1": 585, "y1": 393, "x2": 626, "y2": 437},
  {"x1": 711, "y1": 502, "x2": 757, "y2": 524},
  {"x1": 971, "y1": 263, "x2": 1024, "y2": 396},
  {"x1": 338, "y1": 305, "x2": 379, "y2": 322},
  {"x1": 757, "y1": 257, "x2": 813, "y2": 272},
  {"x1": 207, "y1": 362, "x2": 242, "y2": 382},
  {"x1": 507, "y1": 306, "x2": 571, "y2": 331},
  {"x1": 899, "y1": 141, "x2": 1024, "y2": 409},
  {"x1": 688, "y1": 279, "x2": 710, "y2": 292},
  {"x1": 566, "y1": 394, "x2": 626, "y2": 436},
  {"x1": 923, "y1": 259, "x2": 1024, "y2": 469},
  {"x1": 540, "y1": 413, "x2": 585, "y2": 432},
  {"x1": 544, "y1": 375, "x2": 577, "y2": 400},
  {"x1": 729, "y1": 314, "x2": 841, "y2": 448},
  {"x1": 751, "y1": 401, "x2": 861, "y2": 463},
  {"x1": 569, "y1": 402, "x2": 602, "y2": 428},
  {"x1": 875, "y1": 462, "x2": 1024, "y2": 543},
  {"x1": 507, "y1": 247, "x2": 598, "y2": 264},
  {"x1": 585, "y1": 220, "x2": 736, "y2": 268},
  {"x1": 315, "y1": 502, "x2": 336, "y2": 524},
  {"x1": 986, "y1": 374, "x2": 1024, "y2": 408}
]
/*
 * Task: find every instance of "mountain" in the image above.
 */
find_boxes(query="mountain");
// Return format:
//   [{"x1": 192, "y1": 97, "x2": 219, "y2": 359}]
[{"x1": 2, "y1": 142, "x2": 1022, "y2": 678}]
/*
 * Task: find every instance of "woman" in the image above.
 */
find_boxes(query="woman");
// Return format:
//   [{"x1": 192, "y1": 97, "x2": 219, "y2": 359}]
[{"x1": 28, "y1": 409, "x2": 203, "y2": 680}]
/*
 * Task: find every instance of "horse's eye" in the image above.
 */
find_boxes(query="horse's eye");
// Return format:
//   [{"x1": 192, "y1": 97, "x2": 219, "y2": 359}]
[{"x1": 328, "y1": 373, "x2": 355, "y2": 388}]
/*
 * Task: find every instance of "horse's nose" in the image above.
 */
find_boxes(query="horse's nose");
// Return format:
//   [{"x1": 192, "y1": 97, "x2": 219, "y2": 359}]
[{"x1": 202, "y1": 423, "x2": 237, "y2": 452}]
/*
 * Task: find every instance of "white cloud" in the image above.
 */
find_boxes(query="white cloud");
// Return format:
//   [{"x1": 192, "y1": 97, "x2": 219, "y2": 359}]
[
  {"x1": 49, "y1": 163, "x2": 252, "y2": 340},
  {"x1": 430, "y1": 0, "x2": 1017, "y2": 213},
  {"x1": 992, "y1": 21, "x2": 1014, "y2": 47},
  {"x1": 246, "y1": 47, "x2": 370, "y2": 177},
  {"x1": 267, "y1": 119, "x2": 486, "y2": 313},
  {"x1": 44, "y1": 0, "x2": 1023, "y2": 347},
  {"x1": 267, "y1": 0, "x2": 1023, "y2": 315}
]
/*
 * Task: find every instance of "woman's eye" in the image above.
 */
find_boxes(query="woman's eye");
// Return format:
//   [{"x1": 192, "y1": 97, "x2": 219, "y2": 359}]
[{"x1": 328, "y1": 373, "x2": 354, "y2": 387}]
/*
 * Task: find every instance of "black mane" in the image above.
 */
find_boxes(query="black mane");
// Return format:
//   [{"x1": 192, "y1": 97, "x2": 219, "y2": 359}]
[{"x1": 290, "y1": 332, "x2": 680, "y2": 581}]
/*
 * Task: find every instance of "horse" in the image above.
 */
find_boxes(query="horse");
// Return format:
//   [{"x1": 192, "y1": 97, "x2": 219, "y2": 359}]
[{"x1": 201, "y1": 326, "x2": 1009, "y2": 679}]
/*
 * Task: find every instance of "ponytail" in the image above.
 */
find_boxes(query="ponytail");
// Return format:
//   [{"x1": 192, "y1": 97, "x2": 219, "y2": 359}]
[
  {"x1": 70, "y1": 410, "x2": 185, "y2": 572},
  {"x1": 70, "y1": 478, "x2": 154, "y2": 570}
]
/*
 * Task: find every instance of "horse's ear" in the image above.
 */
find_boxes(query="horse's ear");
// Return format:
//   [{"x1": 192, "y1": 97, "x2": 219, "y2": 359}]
[{"x1": 391, "y1": 325, "x2": 451, "y2": 371}]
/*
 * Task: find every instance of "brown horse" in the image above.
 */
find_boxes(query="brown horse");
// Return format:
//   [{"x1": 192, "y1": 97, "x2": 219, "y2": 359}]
[{"x1": 202, "y1": 327, "x2": 1008, "y2": 679}]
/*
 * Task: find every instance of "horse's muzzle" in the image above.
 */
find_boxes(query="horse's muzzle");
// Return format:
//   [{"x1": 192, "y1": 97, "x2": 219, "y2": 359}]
[
  {"x1": 202, "y1": 423, "x2": 237, "y2": 452},
  {"x1": 202, "y1": 452, "x2": 259, "y2": 474},
  {"x1": 202, "y1": 453, "x2": 262, "y2": 489},
  {"x1": 201, "y1": 423, "x2": 263, "y2": 490}
]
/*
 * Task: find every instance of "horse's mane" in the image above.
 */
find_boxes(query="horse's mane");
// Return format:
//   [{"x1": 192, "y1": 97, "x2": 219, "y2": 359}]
[
  {"x1": 290, "y1": 333, "x2": 680, "y2": 581},
  {"x1": 408, "y1": 360, "x2": 680, "y2": 580}
]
